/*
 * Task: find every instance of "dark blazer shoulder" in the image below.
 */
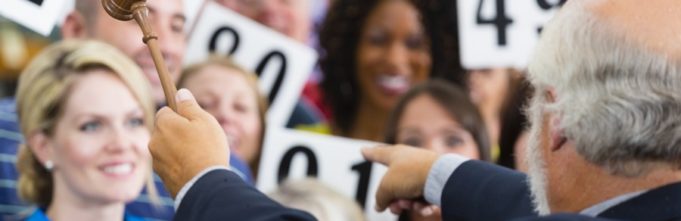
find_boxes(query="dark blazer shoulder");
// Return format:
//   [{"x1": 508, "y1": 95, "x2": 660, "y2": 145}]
[
  {"x1": 442, "y1": 160, "x2": 537, "y2": 221},
  {"x1": 175, "y1": 169, "x2": 316, "y2": 221},
  {"x1": 509, "y1": 213, "x2": 620, "y2": 221},
  {"x1": 598, "y1": 181, "x2": 681, "y2": 221}
]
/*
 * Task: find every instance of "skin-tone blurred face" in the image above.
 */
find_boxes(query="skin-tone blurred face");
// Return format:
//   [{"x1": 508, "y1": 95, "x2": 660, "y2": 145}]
[
  {"x1": 468, "y1": 68, "x2": 510, "y2": 115},
  {"x1": 514, "y1": 131, "x2": 529, "y2": 172},
  {"x1": 396, "y1": 95, "x2": 480, "y2": 159},
  {"x1": 356, "y1": 0, "x2": 431, "y2": 111},
  {"x1": 216, "y1": 0, "x2": 259, "y2": 18},
  {"x1": 217, "y1": 0, "x2": 311, "y2": 43},
  {"x1": 81, "y1": 0, "x2": 187, "y2": 104},
  {"x1": 253, "y1": 0, "x2": 311, "y2": 43},
  {"x1": 182, "y1": 65, "x2": 263, "y2": 165},
  {"x1": 36, "y1": 70, "x2": 150, "y2": 205}
]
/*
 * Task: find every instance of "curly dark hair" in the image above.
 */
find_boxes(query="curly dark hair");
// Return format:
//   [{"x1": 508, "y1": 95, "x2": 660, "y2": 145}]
[{"x1": 319, "y1": 0, "x2": 464, "y2": 135}]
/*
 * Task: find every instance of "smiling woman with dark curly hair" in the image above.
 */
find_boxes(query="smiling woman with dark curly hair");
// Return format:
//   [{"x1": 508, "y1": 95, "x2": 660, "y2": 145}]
[{"x1": 319, "y1": 0, "x2": 464, "y2": 141}]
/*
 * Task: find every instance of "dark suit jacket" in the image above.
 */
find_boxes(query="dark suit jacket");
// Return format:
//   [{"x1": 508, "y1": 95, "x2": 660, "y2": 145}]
[
  {"x1": 442, "y1": 160, "x2": 537, "y2": 220},
  {"x1": 510, "y1": 213, "x2": 618, "y2": 221},
  {"x1": 174, "y1": 169, "x2": 316, "y2": 221},
  {"x1": 443, "y1": 160, "x2": 681, "y2": 221}
]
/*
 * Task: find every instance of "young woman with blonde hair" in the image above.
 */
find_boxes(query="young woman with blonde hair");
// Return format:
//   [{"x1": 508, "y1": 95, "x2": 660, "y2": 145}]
[{"x1": 16, "y1": 40, "x2": 158, "y2": 221}]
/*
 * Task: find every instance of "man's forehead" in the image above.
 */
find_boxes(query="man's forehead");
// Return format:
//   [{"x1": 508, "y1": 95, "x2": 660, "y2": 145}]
[
  {"x1": 146, "y1": 0, "x2": 186, "y2": 19},
  {"x1": 92, "y1": 0, "x2": 185, "y2": 18},
  {"x1": 584, "y1": 0, "x2": 681, "y2": 57}
]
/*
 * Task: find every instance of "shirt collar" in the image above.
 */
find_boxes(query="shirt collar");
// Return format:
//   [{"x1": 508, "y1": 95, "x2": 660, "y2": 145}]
[{"x1": 580, "y1": 190, "x2": 647, "y2": 216}]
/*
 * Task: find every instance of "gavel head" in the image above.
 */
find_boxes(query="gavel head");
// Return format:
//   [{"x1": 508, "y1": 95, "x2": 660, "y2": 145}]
[{"x1": 101, "y1": 0, "x2": 147, "y2": 21}]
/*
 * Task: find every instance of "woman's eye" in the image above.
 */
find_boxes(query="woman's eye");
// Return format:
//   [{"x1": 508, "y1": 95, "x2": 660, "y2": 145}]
[
  {"x1": 171, "y1": 23, "x2": 184, "y2": 34},
  {"x1": 445, "y1": 135, "x2": 464, "y2": 148},
  {"x1": 405, "y1": 35, "x2": 425, "y2": 50},
  {"x1": 128, "y1": 117, "x2": 145, "y2": 128},
  {"x1": 198, "y1": 101, "x2": 215, "y2": 109},
  {"x1": 401, "y1": 137, "x2": 422, "y2": 147},
  {"x1": 80, "y1": 121, "x2": 101, "y2": 132},
  {"x1": 234, "y1": 103, "x2": 247, "y2": 113},
  {"x1": 367, "y1": 32, "x2": 388, "y2": 46}
]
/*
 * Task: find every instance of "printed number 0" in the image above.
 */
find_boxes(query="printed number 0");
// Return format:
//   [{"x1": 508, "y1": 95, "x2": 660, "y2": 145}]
[
  {"x1": 208, "y1": 27, "x2": 288, "y2": 105},
  {"x1": 255, "y1": 51, "x2": 288, "y2": 104},
  {"x1": 536, "y1": 0, "x2": 567, "y2": 10},
  {"x1": 277, "y1": 146, "x2": 319, "y2": 183}
]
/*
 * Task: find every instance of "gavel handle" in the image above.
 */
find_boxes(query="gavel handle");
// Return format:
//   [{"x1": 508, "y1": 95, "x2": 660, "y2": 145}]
[{"x1": 132, "y1": 2, "x2": 178, "y2": 111}]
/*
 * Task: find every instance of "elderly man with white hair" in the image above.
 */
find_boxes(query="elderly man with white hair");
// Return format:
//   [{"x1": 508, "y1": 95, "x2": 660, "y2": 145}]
[
  {"x1": 142, "y1": 0, "x2": 681, "y2": 220},
  {"x1": 362, "y1": 0, "x2": 681, "y2": 220}
]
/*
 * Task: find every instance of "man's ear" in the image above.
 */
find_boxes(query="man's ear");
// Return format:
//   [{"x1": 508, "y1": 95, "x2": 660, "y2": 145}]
[
  {"x1": 61, "y1": 11, "x2": 89, "y2": 39},
  {"x1": 27, "y1": 132, "x2": 54, "y2": 167},
  {"x1": 545, "y1": 88, "x2": 557, "y2": 103},
  {"x1": 549, "y1": 115, "x2": 567, "y2": 152},
  {"x1": 545, "y1": 88, "x2": 567, "y2": 151}
]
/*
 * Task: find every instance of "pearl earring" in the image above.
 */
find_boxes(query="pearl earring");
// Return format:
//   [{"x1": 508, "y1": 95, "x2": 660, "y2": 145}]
[{"x1": 44, "y1": 160, "x2": 53, "y2": 171}]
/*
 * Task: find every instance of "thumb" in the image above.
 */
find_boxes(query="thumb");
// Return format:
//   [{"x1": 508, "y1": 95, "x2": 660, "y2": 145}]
[{"x1": 175, "y1": 88, "x2": 206, "y2": 121}]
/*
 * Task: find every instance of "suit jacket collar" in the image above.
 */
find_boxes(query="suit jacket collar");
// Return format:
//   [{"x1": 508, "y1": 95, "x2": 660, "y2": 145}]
[{"x1": 598, "y1": 181, "x2": 681, "y2": 221}]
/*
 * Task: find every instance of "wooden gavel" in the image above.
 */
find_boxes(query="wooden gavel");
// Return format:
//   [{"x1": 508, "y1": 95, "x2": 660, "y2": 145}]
[{"x1": 101, "y1": 0, "x2": 178, "y2": 111}]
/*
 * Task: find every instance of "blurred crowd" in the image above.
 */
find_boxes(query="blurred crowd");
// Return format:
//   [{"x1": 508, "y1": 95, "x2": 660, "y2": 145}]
[{"x1": 0, "y1": 0, "x2": 537, "y2": 220}]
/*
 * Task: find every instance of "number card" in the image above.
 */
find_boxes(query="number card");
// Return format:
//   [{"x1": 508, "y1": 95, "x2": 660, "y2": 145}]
[
  {"x1": 257, "y1": 128, "x2": 397, "y2": 221},
  {"x1": 183, "y1": 0, "x2": 206, "y2": 32},
  {"x1": 458, "y1": 0, "x2": 565, "y2": 68},
  {"x1": 185, "y1": 1, "x2": 318, "y2": 127},
  {"x1": 0, "y1": 0, "x2": 67, "y2": 36}
]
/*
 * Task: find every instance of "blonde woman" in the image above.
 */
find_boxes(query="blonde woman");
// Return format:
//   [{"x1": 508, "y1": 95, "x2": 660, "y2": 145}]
[
  {"x1": 15, "y1": 40, "x2": 157, "y2": 221},
  {"x1": 178, "y1": 56, "x2": 267, "y2": 177}
]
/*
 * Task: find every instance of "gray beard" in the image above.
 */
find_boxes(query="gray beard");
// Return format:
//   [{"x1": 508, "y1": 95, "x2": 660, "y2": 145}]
[{"x1": 526, "y1": 100, "x2": 551, "y2": 215}]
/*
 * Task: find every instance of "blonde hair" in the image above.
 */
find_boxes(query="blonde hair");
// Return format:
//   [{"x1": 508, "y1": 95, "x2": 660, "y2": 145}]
[
  {"x1": 269, "y1": 178, "x2": 366, "y2": 221},
  {"x1": 15, "y1": 40, "x2": 158, "y2": 207},
  {"x1": 178, "y1": 55, "x2": 268, "y2": 172}
]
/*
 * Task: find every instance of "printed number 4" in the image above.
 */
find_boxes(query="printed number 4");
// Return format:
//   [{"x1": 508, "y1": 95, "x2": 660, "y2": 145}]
[{"x1": 476, "y1": 0, "x2": 513, "y2": 46}]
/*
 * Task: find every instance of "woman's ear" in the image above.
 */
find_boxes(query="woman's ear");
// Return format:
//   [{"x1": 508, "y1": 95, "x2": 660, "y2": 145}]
[
  {"x1": 27, "y1": 132, "x2": 54, "y2": 167},
  {"x1": 61, "y1": 11, "x2": 89, "y2": 39}
]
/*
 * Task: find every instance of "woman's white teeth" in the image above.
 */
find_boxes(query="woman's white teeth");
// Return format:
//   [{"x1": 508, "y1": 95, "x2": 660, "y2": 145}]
[
  {"x1": 378, "y1": 75, "x2": 408, "y2": 90},
  {"x1": 103, "y1": 164, "x2": 133, "y2": 175}
]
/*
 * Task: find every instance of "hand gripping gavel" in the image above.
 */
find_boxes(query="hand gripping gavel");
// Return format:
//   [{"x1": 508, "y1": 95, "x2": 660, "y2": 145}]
[{"x1": 102, "y1": 0, "x2": 178, "y2": 111}]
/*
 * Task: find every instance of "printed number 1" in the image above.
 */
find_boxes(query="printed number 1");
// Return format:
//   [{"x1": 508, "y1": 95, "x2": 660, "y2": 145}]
[
  {"x1": 351, "y1": 161, "x2": 373, "y2": 208},
  {"x1": 476, "y1": 0, "x2": 513, "y2": 46}
]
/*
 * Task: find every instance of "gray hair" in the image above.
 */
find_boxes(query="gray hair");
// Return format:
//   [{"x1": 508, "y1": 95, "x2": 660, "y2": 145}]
[{"x1": 527, "y1": 1, "x2": 681, "y2": 177}]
